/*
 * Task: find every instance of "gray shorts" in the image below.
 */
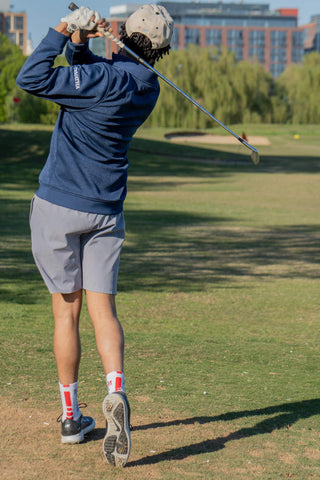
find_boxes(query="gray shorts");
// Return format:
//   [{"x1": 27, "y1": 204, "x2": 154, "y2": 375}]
[{"x1": 29, "y1": 196, "x2": 125, "y2": 294}]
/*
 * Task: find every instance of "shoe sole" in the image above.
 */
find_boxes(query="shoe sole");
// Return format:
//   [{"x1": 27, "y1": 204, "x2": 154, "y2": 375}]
[
  {"x1": 102, "y1": 393, "x2": 131, "y2": 467},
  {"x1": 61, "y1": 419, "x2": 95, "y2": 444}
]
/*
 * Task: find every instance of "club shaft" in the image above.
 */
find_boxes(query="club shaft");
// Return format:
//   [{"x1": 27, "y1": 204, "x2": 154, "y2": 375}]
[
  {"x1": 147, "y1": 68, "x2": 255, "y2": 152},
  {"x1": 68, "y1": 2, "x2": 259, "y2": 159}
]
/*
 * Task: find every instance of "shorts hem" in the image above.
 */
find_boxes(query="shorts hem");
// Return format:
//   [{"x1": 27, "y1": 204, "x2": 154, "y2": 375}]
[
  {"x1": 48, "y1": 286, "x2": 83, "y2": 295},
  {"x1": 83, "y1": 287, "x2": 117, "y2": 295}
]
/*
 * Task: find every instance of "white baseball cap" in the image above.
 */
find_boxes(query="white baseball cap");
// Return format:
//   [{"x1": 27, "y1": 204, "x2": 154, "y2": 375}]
[{"x1": 125, "y1": 4, "x2": 174, "y2": 49}]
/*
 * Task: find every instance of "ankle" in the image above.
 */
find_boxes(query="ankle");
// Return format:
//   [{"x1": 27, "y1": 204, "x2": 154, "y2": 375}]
[
  {"x1": 106, "y1": 371, "x2": 125, "y2": 394},
  {"x1": 59, "y1": 381, "x2": 81, "y2": 421}
]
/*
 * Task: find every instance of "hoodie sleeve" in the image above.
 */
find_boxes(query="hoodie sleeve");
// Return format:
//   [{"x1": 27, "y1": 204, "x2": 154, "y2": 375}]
[
  {"x1": 65, "y1": 40, "x2": 109, "y2": 66},
  {"x1": 16, "y1": 28, "x2": 110, "y2": 109}
]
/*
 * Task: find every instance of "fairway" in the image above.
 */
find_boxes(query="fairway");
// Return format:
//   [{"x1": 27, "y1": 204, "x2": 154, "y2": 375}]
[{"x1": 1, "y1": 124, "x2": 320, "y2": 479}]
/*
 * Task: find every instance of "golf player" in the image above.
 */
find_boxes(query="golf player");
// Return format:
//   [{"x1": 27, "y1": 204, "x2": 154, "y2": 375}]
[{"x1": 16, "y1": 4, "x2": 173, "y2": 467}]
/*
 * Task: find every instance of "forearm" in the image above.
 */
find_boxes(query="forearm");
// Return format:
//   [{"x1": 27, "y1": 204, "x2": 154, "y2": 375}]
[{"x1": 54, "y1": 21, "x2": 93, "y2": 66}]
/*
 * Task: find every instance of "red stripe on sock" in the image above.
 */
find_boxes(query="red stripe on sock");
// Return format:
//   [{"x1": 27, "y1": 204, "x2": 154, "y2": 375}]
[
  {"x1": 64, "y1": 391, "x2": 72, "y2": 407},
  {"x1": 64, "y1": 391, "x2": 73, "y2": 419},
  {"x1": 115, "y1": 376, "x2": 122, "y2": 391}
]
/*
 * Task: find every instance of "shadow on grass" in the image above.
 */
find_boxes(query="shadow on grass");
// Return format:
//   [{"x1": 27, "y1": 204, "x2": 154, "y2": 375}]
[
  {"x1": 2, "y1": 198, "x2": 319, "y2": 298},
  {"x1": 130, "y1": 137, "x2": 320, "y2": 175},
  {"x1": 0, "y1": 128, "x2": 50, "y2": 188},
  {"x1": 123, "y1": 398, "x2": 320, "y2": 466},
  {"x1": 0, "y1": 197, "x2": 43, "y2": 304},
  {"x1": 118, "y1": 216, "x2": 320, "y2": 292},
  {"x1": 85, "y1": 398, "x2": 320, "y2": 461},
  {"x1": 1, "y1": 127, "x2": 320, "y2": 302}
]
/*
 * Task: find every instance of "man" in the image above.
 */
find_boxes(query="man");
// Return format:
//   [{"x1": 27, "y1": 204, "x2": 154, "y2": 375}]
[{"x1": 16, "y1": 4, "x2": 173, "y2": 467}]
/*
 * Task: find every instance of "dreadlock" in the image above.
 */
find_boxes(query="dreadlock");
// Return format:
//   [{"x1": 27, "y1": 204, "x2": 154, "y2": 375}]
[{"x1": 119, "y1": 23, "x2": 171, "y2": 66}]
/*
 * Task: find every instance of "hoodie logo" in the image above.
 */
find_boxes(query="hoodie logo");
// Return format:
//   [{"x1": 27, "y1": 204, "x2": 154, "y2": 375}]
[{"x1": 74, "y1": 67, "x2": 80, "y2": 90}]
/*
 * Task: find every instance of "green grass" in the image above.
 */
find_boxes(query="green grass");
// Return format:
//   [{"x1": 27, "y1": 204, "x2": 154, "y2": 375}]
[{"x1": 1, "y1": 124, "x2": 320, "y2": 479}]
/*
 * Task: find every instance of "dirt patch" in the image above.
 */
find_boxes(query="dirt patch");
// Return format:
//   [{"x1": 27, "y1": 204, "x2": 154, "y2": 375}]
[
  {"x1": 166, "y1": 133, "x2": 270, "y2": 146},
  {"x1": 1, "y1": 400, "x2": 227, "y2": 480},
  {"x1": 2, "y1": 399, "x2": 318, "y2": 479}
]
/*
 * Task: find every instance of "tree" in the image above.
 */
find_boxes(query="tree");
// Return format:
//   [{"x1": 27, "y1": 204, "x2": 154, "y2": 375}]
[
  {"x1": 3, "y1": 37, "x2": 319, "y2": 126},
  {"x1": 0, "y1": 33, "x2": 25, "y2": 122},
  {"x1": 147, "y1": 46, "x2": 275, "y2": 128},
  {"x1": 276, "y1": 52, "x2": 320, "y2": 124},
  {"x1": 232, "y1": 59, "x2": 274, "y2": 123}
]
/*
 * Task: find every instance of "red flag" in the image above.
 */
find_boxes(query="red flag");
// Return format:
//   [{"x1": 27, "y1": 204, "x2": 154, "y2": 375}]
[{"x1": 13, "y1": 97, "x2": 20, "y2": 104}]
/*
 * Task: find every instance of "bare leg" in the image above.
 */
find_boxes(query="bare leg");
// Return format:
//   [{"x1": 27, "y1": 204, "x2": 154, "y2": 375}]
[
  {"x1": 85, "y1": 291, "x2": 124, "y2": 374},
  {"x1": 52, "y1": 290, "x2": 82, "y2": 384},
  {"x1": 88, "y1": 292, "x2": 131, "y2": 467}
]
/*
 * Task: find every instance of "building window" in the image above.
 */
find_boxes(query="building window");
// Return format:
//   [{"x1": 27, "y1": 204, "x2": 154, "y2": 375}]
[
  {"x1": 228, "y1": 46, "x2": 243, "y2": 61},
  {"x1": 249, "y1": 46, "x2": 265, "y2": 63},
  {"x1": 205, "y1": 29, "x2": 222, "y2": 46},
  {"x1": 270, "y1": 30, "x2": 287, "y2": 47},
  {"x1": 227, "y1": 29, "x2": 243, "y2": 46},
  {"x1": 270, "y1": 48, "x2": 286, "y2": 62},
  {"x1": 314, "y1": 33, "x2": 320, "y2": 52},
  {"x1": 14, "y1": 16, "x2": 24, "y2": 30},
  {"x1": 7, "y1": 32, "x2": 16, "y2": 43},
  {"x1": 6, "y1": 15, "x2": 11, "y2": 32},
  {"x1": 181, "y1": 16, "x2": 212, "y2": 26},
  {"x1": 292, "y1": 48, "x2": 303, "y2": 62},
  {"x1": 208, "y1": 18, "x2": 223, "y2": 26},
  {"x1": 249, "y1": 30, "x2": 265, "y2": 46},
  {"x1": 247, "y1": 18, "x2": 268, "y2": 27},
  {"x1": 268, "y1": 18, "x2": 296, "y2": 28},
  {"x1": 90, "y1": 37, "x2": 106, "y2": 57},
  {"x1": 270, "y1": 63, "x2": 286, "y2": 77},
  {"x1": 185, "y1": 28, "x2": 200, "y2": 46},
  {"x1": 19, "y1": 32, "x2": 24, "y2": 47},
  {"x1": 292, "y1": 31, "x2": 303, "y2": 47},
  {"x1": 171, "y1": 28, "x2": 180, "y2": 50},
  {"x1": 225, "y1": 18, "x2": 245, "y2": 27}
]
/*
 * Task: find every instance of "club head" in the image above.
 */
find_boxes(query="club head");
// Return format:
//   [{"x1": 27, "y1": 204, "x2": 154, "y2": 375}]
[{"x1": 251, "y1": 150, "x2": 260, "y2": 165}]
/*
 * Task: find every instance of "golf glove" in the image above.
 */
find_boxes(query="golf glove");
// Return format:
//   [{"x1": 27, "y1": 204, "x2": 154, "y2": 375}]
[{"x1": 61, "y1": 6, "x2": 101, "y2": 33}]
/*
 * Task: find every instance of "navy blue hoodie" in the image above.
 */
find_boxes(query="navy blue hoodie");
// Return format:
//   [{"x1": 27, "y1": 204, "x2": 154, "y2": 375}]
[{"x1": 16, "y1": 28, "x2": 160, "y2": 214}]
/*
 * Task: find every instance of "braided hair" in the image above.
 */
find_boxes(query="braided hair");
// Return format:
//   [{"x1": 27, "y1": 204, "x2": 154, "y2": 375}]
[{"x1": 119, "y1": 23, "x2": 171, "y2": 66}]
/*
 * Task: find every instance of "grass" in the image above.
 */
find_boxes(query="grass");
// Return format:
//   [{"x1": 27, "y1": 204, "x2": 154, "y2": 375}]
[{"x1": 1, "y1": 123, "x2": 320, "y2": 479}]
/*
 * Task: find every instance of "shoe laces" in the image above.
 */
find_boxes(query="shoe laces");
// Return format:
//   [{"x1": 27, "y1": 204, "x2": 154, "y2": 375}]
[{"x1": 56, "y1": 402, "x2": 88, "y2": 423}]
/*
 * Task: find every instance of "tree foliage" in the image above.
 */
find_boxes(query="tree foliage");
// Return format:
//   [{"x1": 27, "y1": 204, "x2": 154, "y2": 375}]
[
  {"x1": 147, "y1": 47, "x2": 320, "y2": 127},
  {"x1": 147, "y1": 47, "x2": 274, "y2": 128},
  {"x1": 0, "y1": 33, "x2": 25, "y2": 122},
  {"x1": 276, "y1": 52, "x2": 320, "y2": 124},
  {"x1": 1, "y1": 39, "x2": 320, "y2": 126}
]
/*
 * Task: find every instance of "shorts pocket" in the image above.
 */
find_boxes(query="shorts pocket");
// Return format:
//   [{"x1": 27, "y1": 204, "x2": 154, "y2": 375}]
[{"x1": 29, "y1": 195, "x2": 36, "y2": 225}]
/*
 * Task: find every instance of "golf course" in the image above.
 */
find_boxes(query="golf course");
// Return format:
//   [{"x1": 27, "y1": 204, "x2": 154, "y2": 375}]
[{"x1": 1, "y1": 123, "x2": 319, "y2": 479}]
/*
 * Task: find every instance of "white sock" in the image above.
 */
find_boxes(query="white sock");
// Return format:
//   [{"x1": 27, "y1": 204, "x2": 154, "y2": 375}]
[
  {"x1": 106, "y1": 371, "x2": 125, "y2": 394},
  {"x1": 59, "y1": 381, "x2": 81, "y2": 421}
]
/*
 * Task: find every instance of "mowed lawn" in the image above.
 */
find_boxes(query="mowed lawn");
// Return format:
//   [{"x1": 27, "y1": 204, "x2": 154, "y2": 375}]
[{"x1": 1, "y1": 124, "x2": 320, "y2": 479}]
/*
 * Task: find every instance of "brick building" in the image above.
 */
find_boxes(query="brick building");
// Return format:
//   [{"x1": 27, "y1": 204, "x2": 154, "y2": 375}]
[
  {"x1": 302, "y1": 15, "x2": 320, "y2": 53},
  {"x1": 94, "y1": 1, "x2": 305, "y2": 77},
  {"x1": 0, "y1": 0, "x2": 27, "y2": 55}
]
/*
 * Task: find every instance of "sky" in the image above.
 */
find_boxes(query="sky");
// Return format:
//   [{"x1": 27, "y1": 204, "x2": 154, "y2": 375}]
[{"x1": 10, "y1": 0, "x2": 320, "y2": 49}]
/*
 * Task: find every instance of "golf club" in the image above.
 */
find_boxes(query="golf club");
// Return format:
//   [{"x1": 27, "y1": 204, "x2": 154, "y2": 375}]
[{"x1": 68, "y1": 2, "x2": 260, "y2": 165}]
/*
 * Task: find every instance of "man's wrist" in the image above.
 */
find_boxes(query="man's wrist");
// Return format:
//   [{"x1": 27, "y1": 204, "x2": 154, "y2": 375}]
[
  {"x1": 71, "y1": 30, "x2": 89, "y2": 44},
  {"x1": 55, "y1": 22, "x2": 72, "y2": 38}
]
